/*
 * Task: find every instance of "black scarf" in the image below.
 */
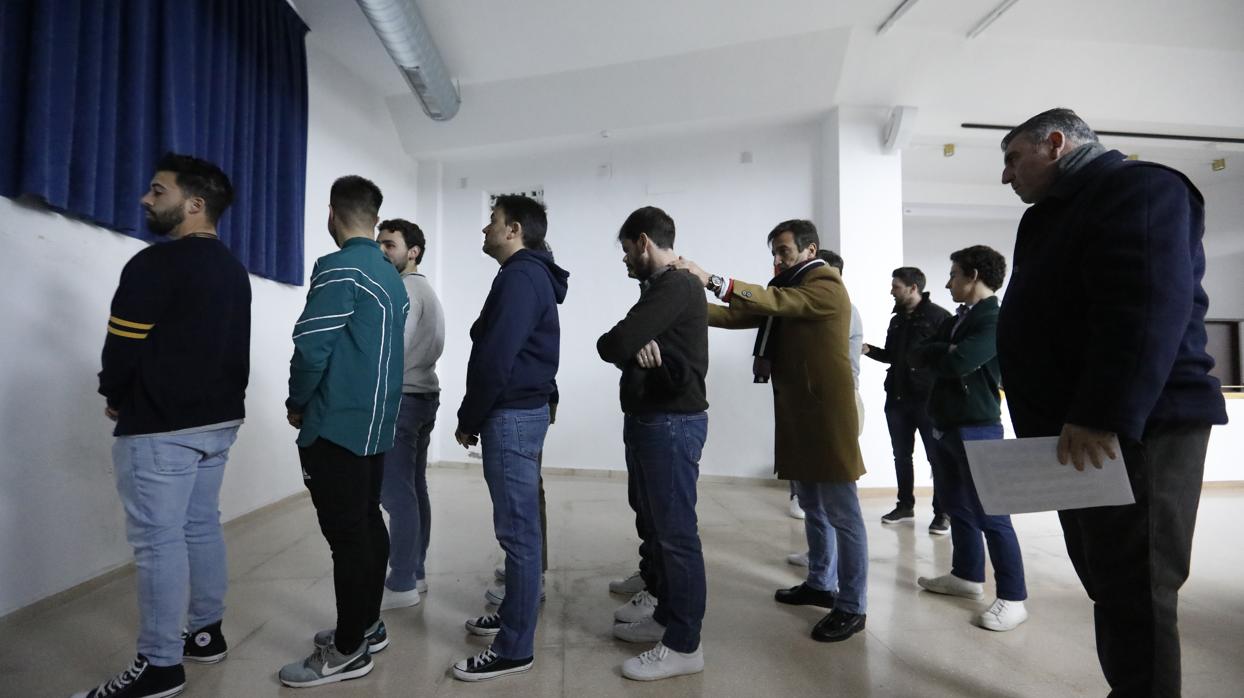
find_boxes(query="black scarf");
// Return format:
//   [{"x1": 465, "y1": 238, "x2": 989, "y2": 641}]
[{"x1": 751, "y1": 258, "x2": 827, "y2": 383}]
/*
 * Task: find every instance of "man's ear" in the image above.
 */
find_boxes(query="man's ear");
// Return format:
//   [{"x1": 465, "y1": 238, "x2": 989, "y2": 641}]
[
  {"x1": 186, "y1": 195, "x2": 205, "y2": 216},
  {"x1": 508, "y1": 221, "x2": 524, "y2": 242},
  {"x1": 409, "y1": 246, "x2": 421, "y2": 263},
  {"x1": 637, "y1": 232, "x2": 650, "y2": 253},
  {"x1": 1047, "y1": 130, "x2": 1067, "y2": 158}
]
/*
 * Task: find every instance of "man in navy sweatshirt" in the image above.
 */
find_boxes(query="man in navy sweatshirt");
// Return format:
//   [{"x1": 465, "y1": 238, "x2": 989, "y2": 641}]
[
  {"x1": 452, "y1": 195, "x2": 569, "y2": 682},
  {"x1": 996, "y1": 108, "x2": 1228, "y2": 696}
]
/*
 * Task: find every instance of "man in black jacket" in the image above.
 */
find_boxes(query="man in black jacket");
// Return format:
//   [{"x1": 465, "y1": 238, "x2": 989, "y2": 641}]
[
  {"x1": 597, "y1": 206, "x2": 709, "y2": 682},
  {"x1": 863, "y1": 267, "x2": 951, "y2": 532},
  {"x1": 996, "y1": 108, "x2": 1228, "y2": 696}
]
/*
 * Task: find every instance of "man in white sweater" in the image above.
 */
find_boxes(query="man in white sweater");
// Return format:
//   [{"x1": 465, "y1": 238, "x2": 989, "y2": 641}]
[{"x1": 377, "y1": 218, "x2": 446, "y2": 609}]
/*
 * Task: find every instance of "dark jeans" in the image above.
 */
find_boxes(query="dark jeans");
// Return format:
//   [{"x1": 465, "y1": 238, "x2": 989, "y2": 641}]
[
  {"x1": 381, "y1": 393, "x2": 438, "y2": 591},
  {"x1": 626, "y1": 438, "x2": 659, "y2": 598},
  {"x1": 885, "y1": 396, "x2": 942, "y2": 514},
  {"x1": 1059, "y1": 424, "x2": 1211, "y2": 697},
  {"x1": 624, "y1": 412, "x2": 708, "y2": 654},
  {"x1": 300, "y1": 438, "x2": 389, "y2": 655},
  {"x1": 929, "y1": 424, "x2": 1027, "y2": 601}
]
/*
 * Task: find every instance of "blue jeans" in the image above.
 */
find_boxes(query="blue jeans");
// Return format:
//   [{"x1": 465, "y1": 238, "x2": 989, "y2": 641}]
[
  {"x1": 480, "y1": 405, "x2": 549, "y2": 660},
  {"x1": 624, "y1": 412, "x2": 708, "y2": 654},
  {"x1": 112, "y1": 425, "x2": 240, "y2": 666},
  {"x1": 796, "y1": 480, "x2": 869, "y2": 614},
  {"x1": 381, "y1": 393, "x2": 438, "y2": 591},
  {"x1": 930, "y1": 423, "x2": 1027, "y2": 601}
]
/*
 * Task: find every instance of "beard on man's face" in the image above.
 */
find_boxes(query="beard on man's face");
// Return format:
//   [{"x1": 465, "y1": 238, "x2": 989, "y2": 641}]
[{"x1": 145, "y1": 205, "x2": 184, "y2": 236}]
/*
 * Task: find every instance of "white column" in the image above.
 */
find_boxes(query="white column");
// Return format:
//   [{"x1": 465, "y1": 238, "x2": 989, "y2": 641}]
[{"x1": 816, "y1": 106, "x2": 914, "y2": 491}]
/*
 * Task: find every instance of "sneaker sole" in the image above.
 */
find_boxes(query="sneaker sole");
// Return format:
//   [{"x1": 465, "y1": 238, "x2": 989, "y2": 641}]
[
  {"x1": 380, "y1": 595, "x2": 421, "y2": 611},
  {"x1": 622, "y1": 662, "x2": 704, "y2": 681},
  {"x1": 614, "y1": 608, "x2": 656, "y2": 623},
  {"x1": 452, "y1": 661, "x2": 533, "y2": 682},
  {"x1": 183, "y1": 650, "x2": 228, "y2": 664},
  {"x1": 880, "y1": 517, "x2": 914, "y2": 525},
  {"x1": 928, "y1": 528, "x2": 951, "y2": 536},
  {"x1": 279, "y1": 658, "x2": 374, "y2": 688},
  {"x1": 917, "y1": 581, "x2": 984, "y2": 599}
]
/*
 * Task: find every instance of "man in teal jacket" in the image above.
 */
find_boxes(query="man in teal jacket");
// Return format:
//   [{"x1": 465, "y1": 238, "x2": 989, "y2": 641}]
[{"x1": 279, "y1": 176, "x2": 408, "y2": 689}]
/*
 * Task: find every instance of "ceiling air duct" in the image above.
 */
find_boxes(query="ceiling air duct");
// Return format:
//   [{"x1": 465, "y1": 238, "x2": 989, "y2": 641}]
[{"x1": 355, "y1": 0, "x2": 460, "y2": 121}]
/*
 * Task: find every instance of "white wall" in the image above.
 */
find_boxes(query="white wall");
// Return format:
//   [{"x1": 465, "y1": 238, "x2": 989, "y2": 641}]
[
  {"x1": 431, "y1": 123, "x2": 821, "y2": 481},
  {"x1": 0, "y1": 39, "x2": 420, "y2": 616}
]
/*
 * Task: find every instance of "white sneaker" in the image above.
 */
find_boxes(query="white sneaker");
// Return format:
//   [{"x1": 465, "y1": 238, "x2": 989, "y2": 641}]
[
  {"x1": 494, "y1": 565, "x2": 506, "y2": 582},
  {"x1": 917, "y1": 573, "x2": 985, "y2": 599},
  {"x1": 622, "y1": 642, "x2": 704, "y2": 681},
  {"x1": 485, "y1": 576, "x2": 546, "y2": 605},
  {"x1": 786, "y1": 552, "x2": 809, "y2": 567},
  {"x1": 612, "y1": 616, "x2": 666, "y2": 643},
  {"x1": 614, "y1": 590, "x2": 658, "y2": 623},
  {"x1": 380, "y1": 586, "x2": 420, "y2": 610},
  {"x1": 609, "y1": 570, "x2": 646, "y2": 595},
  {"x1": 416, "y1": 578, "x2": 428, "y2": 594},
  {"x1": 788, "y1": 496, "x2": 806, "y2": 520},
  {"x1": 976, "y1": 598, "x2": 1029, "y2": 631}
]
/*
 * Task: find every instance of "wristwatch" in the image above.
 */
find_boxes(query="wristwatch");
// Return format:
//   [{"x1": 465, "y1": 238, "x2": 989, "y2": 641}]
[{"x1": 706, "y1": 274, "x2": 724, "y2": 294}]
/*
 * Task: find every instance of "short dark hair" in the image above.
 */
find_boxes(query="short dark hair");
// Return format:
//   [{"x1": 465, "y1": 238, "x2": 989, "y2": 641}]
[
  {"x1": 330, "y1": 175, "x2": 383, "y2": 231},
  {"x1": 617, "y1": 206, "x2": 675, "y2": 250},
  {"x1": 493, "y1": 195, "x2": 547, "y2": 250},
  {"x1": 817, "y1": 249, "x2": 844, "y2": 272},
  {"x1": 892, "y1": 266, "x2": 926, "y2": 291},
  {"x1": 950, "y1": 245, "x2": 1007, "y2": 291},
  {"x1": 767, "y1": 219, "x2": 819, "y2": 252},
  {"x1": 155, "y1": 152, "x2": 233, "y2": 225},
  {"x1": 1001, "y1": 108, "x2": 1099, "y2": 150},
  {"x1": 378, "y1": 218, "x2": 426, "y2": 264}
]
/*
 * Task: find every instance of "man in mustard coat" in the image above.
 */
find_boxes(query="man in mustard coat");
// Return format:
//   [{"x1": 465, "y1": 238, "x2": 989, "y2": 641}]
[{"x1": 675, "y1": 219, "x2": 867, "y2": 643}]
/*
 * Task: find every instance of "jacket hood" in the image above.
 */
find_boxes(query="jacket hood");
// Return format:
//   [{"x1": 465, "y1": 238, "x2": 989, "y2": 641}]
[{"x1": 505, "y1": 248, "x2": 570, "y2": 304}]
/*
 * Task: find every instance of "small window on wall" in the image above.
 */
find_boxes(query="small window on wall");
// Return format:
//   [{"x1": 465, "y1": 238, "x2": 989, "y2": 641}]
[{"x1": 1205, "y1": 319, "x2": 1243, "y2": 390}]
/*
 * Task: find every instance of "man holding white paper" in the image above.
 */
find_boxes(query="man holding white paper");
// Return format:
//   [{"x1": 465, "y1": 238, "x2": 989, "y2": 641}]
[{"x1": 996, "y1": 108, "x2": 1228, "y2": 696}]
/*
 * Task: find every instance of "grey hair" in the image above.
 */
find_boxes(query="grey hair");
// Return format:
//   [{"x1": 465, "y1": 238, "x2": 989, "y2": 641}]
[{"x1": 1001, "y1": 108, "x2": 1099, "y2": 150}]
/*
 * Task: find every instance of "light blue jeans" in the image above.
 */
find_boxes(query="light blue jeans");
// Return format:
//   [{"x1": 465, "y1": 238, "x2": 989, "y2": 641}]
[
  {"x1": 381, "y1": 393, "x2": 438, "y2": 591},
  {"x1": 113, "y1": 425, "x2": 239, "y2": 666},
  {"x1": 796, "y1": 479, "x2": 869, "y2": 615},
  {"x1": 480, "y1": 405, "x2": 549, "y2": 660}
]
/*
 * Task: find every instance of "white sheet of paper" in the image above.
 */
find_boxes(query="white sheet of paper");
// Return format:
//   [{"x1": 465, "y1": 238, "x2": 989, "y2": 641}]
[{"x1": 962, "y1": 436, "x2": 1135, "y2": 515}]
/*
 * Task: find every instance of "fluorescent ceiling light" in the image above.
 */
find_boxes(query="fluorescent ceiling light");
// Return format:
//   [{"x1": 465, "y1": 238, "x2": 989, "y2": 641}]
[
  {"x1": 966, "y1": 0, "x2": 1021, "y2": 39},
  {"x1": 877, "y1": 0, "x2": 922, "y2": 35}
]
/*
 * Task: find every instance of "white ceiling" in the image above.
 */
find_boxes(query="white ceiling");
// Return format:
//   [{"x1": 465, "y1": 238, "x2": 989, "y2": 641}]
[{"x1": 289, "y1": 0, "x2": 1244, "y2": 183}]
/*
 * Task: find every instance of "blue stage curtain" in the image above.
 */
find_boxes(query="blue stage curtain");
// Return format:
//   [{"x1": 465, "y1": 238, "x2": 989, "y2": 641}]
[{"x1": 0, "y1": 0, "x2": 309, "y2": 285}]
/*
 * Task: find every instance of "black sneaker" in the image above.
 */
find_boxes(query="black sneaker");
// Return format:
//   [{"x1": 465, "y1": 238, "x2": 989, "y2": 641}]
[
  {"x1": 774, "y1": 583, "x2": 837, "y2": 608},
  {"x1": 880, "y1": 507, "x2": 915, "y2": 524},
  {"x1": 928, "y1": 514, "x2": 951, "y2": 535},
  {"x1": 182, "y1": 620, "x2": 228, "y2": 664},
  {"x1": 465, "y1": 612, "x2": 502, "y2": 636},
  {"x1": 452, "y1": 647, "x2": 533, "y2": 682},
  {"x1": 313, "y1": 619, "x2": 389, "y2": 654},
  {"x1": 71, "y1": 654, "x2": 185, "y2": 698},
  {"x1": 811, "y1": 609, "x2": 866, "y2": 642}
]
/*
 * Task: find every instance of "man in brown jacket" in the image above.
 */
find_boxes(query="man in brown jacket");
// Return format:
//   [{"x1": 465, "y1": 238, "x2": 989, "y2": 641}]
[{"x1": 675, "y1": 219, "x2": 868, "y2": 643}]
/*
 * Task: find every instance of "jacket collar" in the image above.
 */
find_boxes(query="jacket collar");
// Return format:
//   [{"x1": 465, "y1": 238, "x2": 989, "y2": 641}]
[{"x1": 1046, "y1": 149, "x2": 1126, "y2": 201}]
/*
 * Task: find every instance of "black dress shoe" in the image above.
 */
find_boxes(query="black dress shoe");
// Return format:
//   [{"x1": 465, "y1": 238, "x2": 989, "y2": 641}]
[
  {"x1": 774, "y1": 583, "x2": 836, "y2": 608},
  {"x1": 811, "y1": 609, "x2": 866, "y2": 642}
]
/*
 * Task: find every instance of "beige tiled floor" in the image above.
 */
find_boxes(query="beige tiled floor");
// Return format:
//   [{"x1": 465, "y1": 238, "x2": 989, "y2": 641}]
[{"x1": 6, "y1": 470, "x2": 1242, "y2": 697}]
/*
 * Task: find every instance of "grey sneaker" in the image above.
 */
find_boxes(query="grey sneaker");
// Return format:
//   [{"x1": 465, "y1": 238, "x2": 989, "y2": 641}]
[
  {"x1": 615, "y1": 590, "x2": 658, "y2": 623},
  {"x1": 621, "y1": 642, "x2": 704, "y2": 681},
  {"x1": 312, "y1": 619, "x2": 389, "y2": 654},
  {"x1": 881, "y1": 507, "x2": 915, "y2": 524},
  {"x1": 928, "y1": 514, "x2": 951, "y2": 535},
  {"x1": 278, "y1": 641, "x2": 373, "y2": 688},
  {"x1": 608, "y1": 570, "x2": 646, "y2": 595},
  {"x1": 613, "y1": 616, "x2": 666, "y2": 643}
]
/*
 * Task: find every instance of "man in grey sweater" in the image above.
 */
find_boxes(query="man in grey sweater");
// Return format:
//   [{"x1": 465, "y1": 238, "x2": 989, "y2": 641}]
[{"x1": 377, "y1": 218, "x2": 445, "y2": 610}]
